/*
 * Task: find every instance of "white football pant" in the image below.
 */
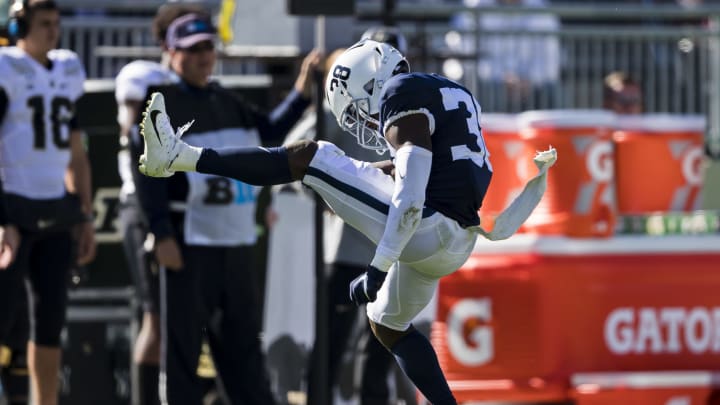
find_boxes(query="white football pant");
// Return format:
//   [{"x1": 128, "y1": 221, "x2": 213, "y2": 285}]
[{"x1": 303, "y1": 141, "x2": 477, "y2": 331}]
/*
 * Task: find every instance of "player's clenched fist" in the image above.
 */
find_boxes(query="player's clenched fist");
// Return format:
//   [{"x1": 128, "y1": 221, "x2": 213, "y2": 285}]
[{"x1": 349, "y1": 265, "x2": 387, "y2": 305}]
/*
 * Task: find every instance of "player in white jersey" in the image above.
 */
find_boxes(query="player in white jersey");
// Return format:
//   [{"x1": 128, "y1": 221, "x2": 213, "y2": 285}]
[
  {"x1": 114, "y1": 4, "x2": 199, "y2": 405},
  {"x1": 116, "y1": 59, "x2": 176, "y2": 405},
  {"x1": 0, "y1": 1, "x2": 95, "y2": 404}
]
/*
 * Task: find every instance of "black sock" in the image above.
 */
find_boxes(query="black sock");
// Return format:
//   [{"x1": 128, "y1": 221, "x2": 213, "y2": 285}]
[
  {"x1": 2, "y1": 348, "x2": 28, "y2": 405},
  {"x1": 390, "y1": 329, "x2": 457, "y2": 405},
  {"x1": 196, "y1": 146, "x2": 293, "y2": 185},
  {"x1": 3, "y1": 369, "x2": 29, "y2": 405},
  {"x1": 137, "y1": 363, "x2": 160, "y2": 405}
]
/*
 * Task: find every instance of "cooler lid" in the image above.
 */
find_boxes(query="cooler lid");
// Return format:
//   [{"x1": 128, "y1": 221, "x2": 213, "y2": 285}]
[
  {"x1": 615, "y1": 113, "x2": 706, "y2": 132},
  {"x1": 519, "y1": 109, "x2": 617, "y2": 129},
  {"x1": 481, "y1": 113, "x2": 519, "y2": 133}
]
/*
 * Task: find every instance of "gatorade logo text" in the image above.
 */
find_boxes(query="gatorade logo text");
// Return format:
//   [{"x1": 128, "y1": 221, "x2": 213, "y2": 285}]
[
  {"x1": 447, "y1": 298, "x2": 494, "y2": 366},
  {"x1": 572, "y1": 137, "x2": 614, "y2": 232},
  {"x1": 604, "y1": 307, "x2": 720, "y2": 355},
  {"x1": 668, "y1": 140, "x2": 704, "y2": 210},
  {"x1": 680, "y1": 145, "x2": 703, "y2": 186},
  {"x1": 585, "y1": 140, "x2": 613, "y2": 182}
]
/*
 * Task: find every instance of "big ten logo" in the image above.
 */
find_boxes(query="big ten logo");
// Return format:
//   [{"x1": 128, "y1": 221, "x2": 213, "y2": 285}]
[
  {"x1": 92, "y1": 187, "x2": 122, "y2": 243},
  {"x1": 447, "y1": 298, "x2": 493, "y2": 366},
  {"x1": 604, "y1": 307, "x2": 720, "y2": 355},
  {"x1": 328, "y1": 65, "x2": 351, "y2": 92},
  {"x1": 203, "y1": 177, "x2": 256, "y2": 205}
]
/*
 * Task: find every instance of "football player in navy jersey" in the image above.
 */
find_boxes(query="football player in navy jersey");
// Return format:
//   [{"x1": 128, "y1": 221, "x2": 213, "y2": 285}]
[
  {"x1": 298, "y1": 30, "x2": 421, "y2": 405},
  {"x1": 138, "y1": 40, "x2": 555, "y2": 405},
  {"x1": 0, "y1": 1, "x2": 95, "y2": 404}
]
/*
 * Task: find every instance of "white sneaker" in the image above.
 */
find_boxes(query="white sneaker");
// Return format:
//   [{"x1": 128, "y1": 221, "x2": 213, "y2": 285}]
[{"x1": 139, "y1": 92, "x2": 195, "y2": 177}]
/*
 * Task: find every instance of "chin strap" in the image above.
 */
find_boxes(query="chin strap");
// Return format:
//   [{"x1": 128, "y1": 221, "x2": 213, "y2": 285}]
[{"x1": 470, "y1": 146, "x2": 558, "y2": 241}]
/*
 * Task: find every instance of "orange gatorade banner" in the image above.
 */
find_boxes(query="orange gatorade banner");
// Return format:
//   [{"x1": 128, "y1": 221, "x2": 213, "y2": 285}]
[
  {"x1": 570, "y1": 371, "x2": 720, "y2": 405},
  {"x1": 518, "y1": 110, "x2": 617, "y2": 237},
  {"x1": 433, "y1": 253, "x2": 569, "y2": 402},
  {"x1": 614, "y1": 114, "x2": 706, "y2": 214},
  {"x1": 433, "y1": 235, "x2": 720, "y2": 402}
]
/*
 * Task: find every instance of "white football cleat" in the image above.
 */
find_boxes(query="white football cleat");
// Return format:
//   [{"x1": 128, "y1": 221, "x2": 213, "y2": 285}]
[{"x1": 139, "y1": 92, "x2": 195, "y2": 177}]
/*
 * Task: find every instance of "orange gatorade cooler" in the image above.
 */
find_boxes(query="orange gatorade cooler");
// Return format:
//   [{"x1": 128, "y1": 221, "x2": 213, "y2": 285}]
[
  {"x1": 519, "y1": 110, "x2": 617, "y2": 237},
  {"x1": 480, "y1": 114, "x2": 525, "y2": 230},
  {"x1": 613, "y1": 114, "x2": 706, "y2": 213}
]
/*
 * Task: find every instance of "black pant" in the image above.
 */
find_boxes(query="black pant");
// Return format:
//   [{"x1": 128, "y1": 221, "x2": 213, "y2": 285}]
[
  {"x1": 119, "y1": 197, "x2": 159, "y2": 314},
  {"x1": 159, "y1": 244, "x2": 275, "y2": 405},
  {"x1": 1, "y1": 283, "x2": 29, "y2": 405},
  {"x1": 0, "y1": 229, "x2": 72, "y2": 347}
]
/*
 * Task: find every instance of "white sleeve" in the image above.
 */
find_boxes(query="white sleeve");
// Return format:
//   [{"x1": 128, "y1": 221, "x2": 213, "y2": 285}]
[
  {"x1": 115, "y1": 69, "x2": 148, "y2": 103},
  {"x1": 51, "y1": 50, "x2": 86, "y2": 101},
  {"x1": 115, "y1": 61, "x2": 169, "y2": 103},
  {"x1": 71, "y1": 58, "x2": 87, "y2": 101},
  {"x1": 370, "y1": 144, "x2": 432, "y2": 271}
]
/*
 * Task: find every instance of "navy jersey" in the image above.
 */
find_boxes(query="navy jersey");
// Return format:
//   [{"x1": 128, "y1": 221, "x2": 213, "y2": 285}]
[{"x1": 379, "y1": 73, "x2": 493, "y2": 227}]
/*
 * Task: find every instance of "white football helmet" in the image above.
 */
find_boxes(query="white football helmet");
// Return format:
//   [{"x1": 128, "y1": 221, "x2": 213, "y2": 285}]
[{"x1": 325, "y1": 39, "x2": 409, "y2": 152}]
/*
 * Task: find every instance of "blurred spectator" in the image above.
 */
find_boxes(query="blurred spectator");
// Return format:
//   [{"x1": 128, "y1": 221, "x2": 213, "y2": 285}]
[
  {"x1": 0, "y1": 2, "x2": 95, "y2": 405},
  {"x1": 130, "y1": 10, "x2": 319, "y2": 405},
  {"x1": 114, "y1": 4, "x2": 203, "y2": 404},
  {"x1": 0, "y1": 12, "x2": 26, "y2": 405},
  {"x1": 451, "y1": 0, "x2": 561, "y2": 112},
  {"x1": 603, "y1": 71, "x2": 643, "y2": 114}
]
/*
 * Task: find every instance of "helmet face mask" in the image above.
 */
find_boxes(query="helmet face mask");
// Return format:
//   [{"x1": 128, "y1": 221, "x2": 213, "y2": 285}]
[
  {"x1": 339, "y1": 97, "x2": 387, "y2": 152},
  {"x1": 325, "y1": 40, "x2": 409, "y2": 154}
]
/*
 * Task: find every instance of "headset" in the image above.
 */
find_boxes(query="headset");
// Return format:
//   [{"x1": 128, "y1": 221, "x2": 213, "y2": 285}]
[{"x1": 7, "y1": 0, "x2": 29, "y2": 39}]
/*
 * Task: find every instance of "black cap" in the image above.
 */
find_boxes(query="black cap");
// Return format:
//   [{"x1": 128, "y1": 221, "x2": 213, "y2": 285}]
[{"x1": 165, "y1": 13, "x2": 216, "y2": 50}]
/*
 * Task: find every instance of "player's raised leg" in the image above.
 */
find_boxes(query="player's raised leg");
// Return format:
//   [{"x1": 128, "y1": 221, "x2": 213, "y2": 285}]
[
  {"x1": 139, "y1": 92, "x2": 313, "y2": 184},
  {"x1": 138, "y1": 92, "x2": 201, "y2": 177}
]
